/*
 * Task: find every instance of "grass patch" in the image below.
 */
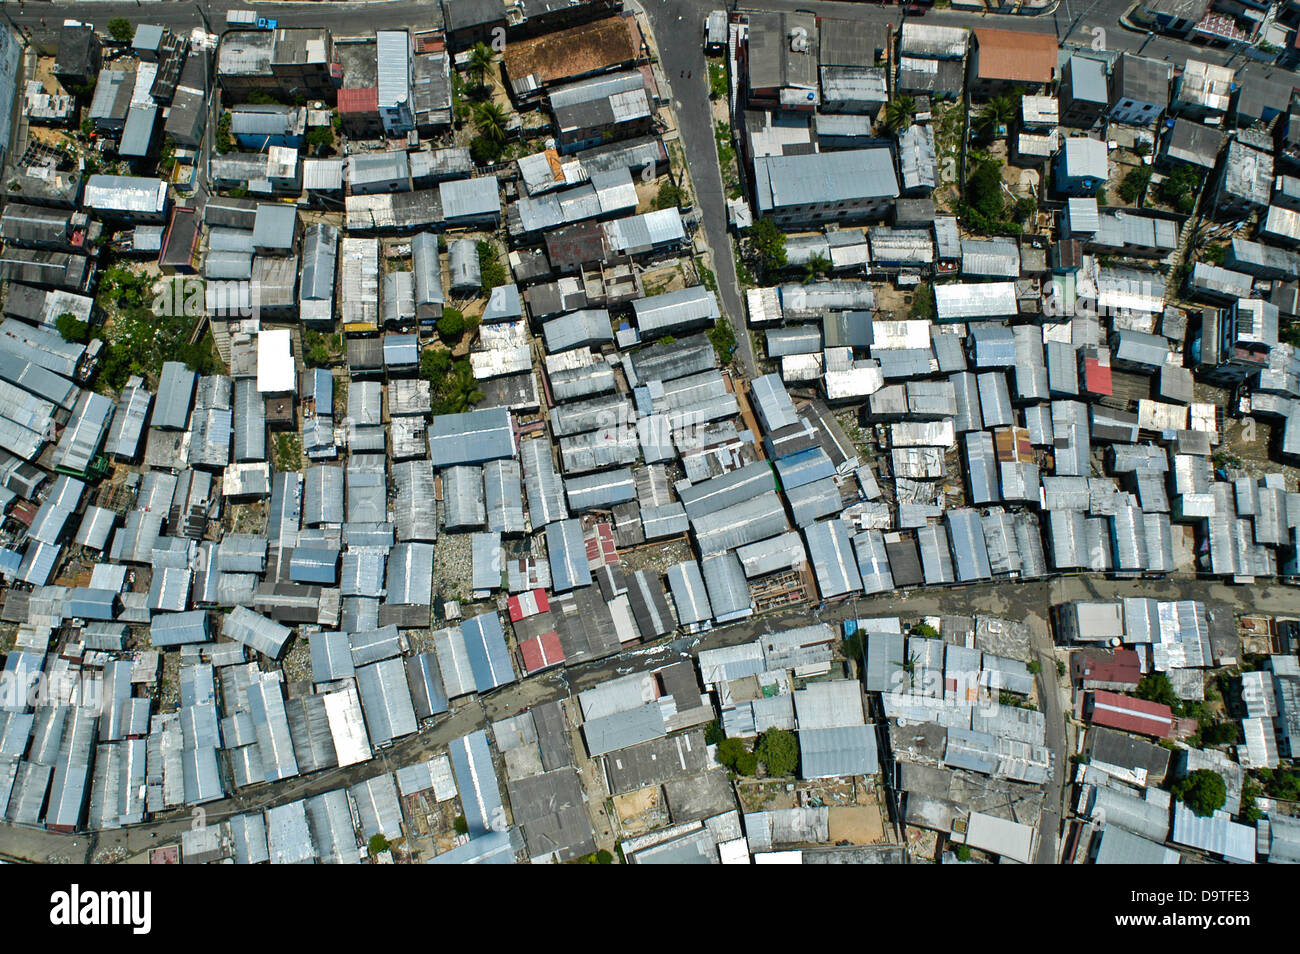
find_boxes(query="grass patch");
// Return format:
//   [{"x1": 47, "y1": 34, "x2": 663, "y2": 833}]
[
  {"x1": 273, "y1": 432, "x2": 303, "y2": 472},
  {"x1": 708, "y1": 61, "x2": 728, "y2": 101}
]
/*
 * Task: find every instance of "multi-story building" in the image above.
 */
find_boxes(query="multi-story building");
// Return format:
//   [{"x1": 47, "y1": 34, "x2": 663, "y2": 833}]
[
  {"x1": 1058, "y1": 55, "x2": 1110, "y2": 129},
  {"x1": 741, "y1": 10, "x2": 819, "y2": 111},
  {"x1": 966, "y1": 27, "x2": 1058, "y2": 100},
  {"x1": 752, "y1": 148, "x2": 899, "y2": 229},
  {"x1": 1211, "y1": 137, "x2": 1274, "y2": 218},
  {"x1": 217, "y1": 28, "x2": 338, "y2": 102},
  {"x1": 1108, "y1": 53, "x2": 1171, "y2": 126},
  {"x1": 377, "y1": 30, "x2": 415, "y2": 136}
]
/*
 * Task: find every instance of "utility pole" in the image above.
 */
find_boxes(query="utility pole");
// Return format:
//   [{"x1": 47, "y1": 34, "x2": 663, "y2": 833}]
[
  {"x1": 0, "y1": 4, "x2": 26, "y2": 42},
  {"x1": 1061, "y1": 0, "x2": 1106, "y2": 45},
  {"x1": 1057, "y1": 0, "x2": 1072, "y2": 41}
]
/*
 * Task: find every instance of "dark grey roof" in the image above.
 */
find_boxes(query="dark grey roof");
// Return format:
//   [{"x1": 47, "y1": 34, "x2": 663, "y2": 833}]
[{"x1": 1114, "y1": 53, "x2": 1170, "y2": 108}]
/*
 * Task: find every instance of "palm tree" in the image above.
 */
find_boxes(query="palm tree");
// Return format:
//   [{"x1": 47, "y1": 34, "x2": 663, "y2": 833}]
[
  {"x1": 475, "y1": 102, "x2": 509, "y2": 144},
  {"x1": 882, "y1": 95, "x2": 916, "y2": 135},
  {"x1": 975, "y1": 95, "x2": 1017, "y2": 141},
  {"x1": 803, "y1": 253, "x2": 831, "y2": 283},
  {"x1": 467, "y1": 42, "x2": 495, "y2": 89}
]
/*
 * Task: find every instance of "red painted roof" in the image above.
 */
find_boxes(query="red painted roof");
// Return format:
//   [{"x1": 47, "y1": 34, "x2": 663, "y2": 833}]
[
  {"x1": 973, "y1": 27, "x2": 1059, "y2": 84},
  {"x1": 1088, "y1": 689, "x2": 1173, "y2": 738},
  {"x1": 1082, "y1": 357, "x2": 1113, "y2": 396},
  {"x1": 9, "y1": 501, "x2": 36, "y2": 528},
  {"x1": 506, "y1": 588, "x2": 551, "y2": 622},
  {"x1": 1071, "y1": 648, "x2": 1141, "y2": 686},
  {"x1": 584, "y1": 521, "x2": 617, "y2": 567},
  {"x1": 520, "y1": 631, "x2": 564, "y2": 674},
  {"x1": 337, "y1": 86, "x2": 378, "y2": 115}
]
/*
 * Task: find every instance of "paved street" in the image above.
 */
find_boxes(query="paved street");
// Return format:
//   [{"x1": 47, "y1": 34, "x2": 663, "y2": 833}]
[
  {"x1": 637, "y1": 0, "x2": 755, "y2": 377},
  {"x1": 1031, "y1": 633, "x2": 1067, "y2": 864}
]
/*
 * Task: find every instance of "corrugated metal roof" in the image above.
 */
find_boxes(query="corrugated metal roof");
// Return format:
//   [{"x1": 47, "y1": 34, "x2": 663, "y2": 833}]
[
  {"x1": 224, "y1": 606, "x2": 292, "y2": 659},
  {"x1": 701, "y1": 551, "x2": 753, "y2": 623},
  {"x1": 805, "y1": 519, "x2": 862, "y2": 599},
  {"x1": 546, "y1": 519, "x2": 592, "y2": 593},
  {"x1": 753, "y1": 148, "x2": 899, "y2": 215},
  {"x1": 429, "y1": 408, "x2": 514, "y2": 468}
]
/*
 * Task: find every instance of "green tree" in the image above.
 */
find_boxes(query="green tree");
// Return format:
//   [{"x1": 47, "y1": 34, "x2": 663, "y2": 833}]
[
  {"x1": 467, "y1": 42, "x2": 495, "y2": 88},
  {"x1": 716, "y1": 738, "x2": 756, "y2": 775},
  {"x1": 704, "y1": 720, "x2": 726, "y2": 746},
  {"x1": 108, "y1": 17, "x2": 135, "y2": 43},
  {"x1": 55, "y1": 312, "x2": 90, "y2": 344},
  {"x1": 1118, "y1": 165, "x2": 1152, "y2": 204},
  {"x1": 305, "y1": 126, "x2": 334, "y2": 155},
  {"x1": 1199, "y1": 720, "x2": 1239, "y2": 747},
  {"x1": 1257, "y1": 768, "x2": 1300, "y2": 801},
  {"x1": 803, "y1": 253, "x2": 831, "y2": 283},
  {"x1": 883, "y1": 95, "x2": 917, "y2": 134},
  {"x1": 747, "y1": 217, "x2": 787, "y2": 277},
  {"x1": 477, "y1": 241, "x2": 507, "y2": 295},
  {"x1": 959, "y1": 158, "x2": 1021, "y2": 236},
  {"x1": 954, "y1": 844, "x2": 972, "y2": 862},
  {"x1": 974, "y1": 94, "x2": 1017, "y2": 141},
  {"x1": 1135, "y1": 672, "x2": 1180, "y2": 710},
  {"x1": 216, "y1": 113, "x2": 234, "y2": 154},
  {"x1": 1240, "y1": 779, "x2": 1263, "y2": 823},
  {"x1": 437, "y1": 307, "x2": 466, "y2": 342},
  {"x1": 1173, "y1": 769, "x2": 1227, "y2": 818},
  {"x1": 910, "y1": 623, "x2": 938, "y2": 638},
  {"x1": 368, "y1": 833, "x2": 390, "y2": 855},
  {"x1": 842, "y1": 632, "x2": 864, "y2": 666},
  {"x1": 420, "y1": 348, "x2": 483, "y2": 414},
  {"x1": 707, "y1": 318, "x2": 736, "y2": 364},
  {"x1": 654, "y1": 181, "x2": 683, "y2": 210},
  {"x1": 1015, "y1": 196, "x2": 1038, "y2": 224},
  {"x1": 304, "y1": 330, "x2": 337, "y2": 367},
  {"x1": 1157, "y1": 163, "x2": 1200, "y2": 214},
  {"x1": 475, "y1": 102, "x2": 509, "y2": 144},
  {"x1": 469, "y1": 135, "x2": 504, "y2": 166},
  {"x1": 595, "y1": 849, "x2": 613, "y2": 864},
  {"x1": 708, "y1": 61, "x2": 728, "y2": 101},
  {"x1": 755, "y1": 729, "x2": 799, "y2": 777},
  {"x1": 454, "y1": 815, "x2": 469, "y2": 835}
]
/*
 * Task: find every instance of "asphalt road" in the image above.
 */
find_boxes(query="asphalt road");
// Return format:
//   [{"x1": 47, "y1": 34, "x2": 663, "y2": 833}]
[
  {"x1": 636, "y1": 0, "x2": 756, "y2": 378},
  {"x1": 1031, "y1": 633, "x2": 1066, "y2": 864}
]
